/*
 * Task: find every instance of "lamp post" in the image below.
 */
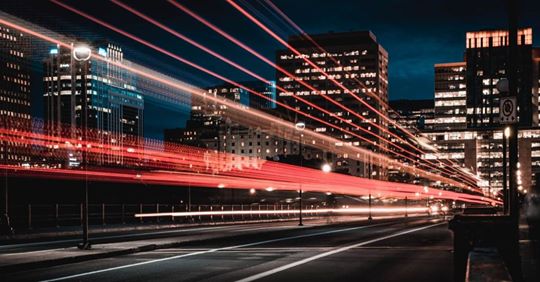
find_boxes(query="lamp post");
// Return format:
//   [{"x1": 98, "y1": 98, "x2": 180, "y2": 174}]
[
  {"x1": 321, "y1": 163, "x2": 332, "y2": 174},
  {"x1": 505, "y1": 0, "x2": 519, "y2": 226},
  {"x1": 368, "y1": 193, "x2": 372, "y2": 221},
  {"x1": 295, "y1": 122, "x2": 305, "y2": 226},
  {"x1": 503, "y1": 126, "x2": 510, "y2": 214},
  {"x1": 188, "y1": 182, "x2": 191, "y2": 212},
  {"x1": 405, "y1": 196, "x2": 408, "y2": 218},
  {"x1": 1, "y1": 113, "x2": 9, "y2": 233},
  {"x1": 74, "y1": 45, "x2": 92, "y2": 250}
]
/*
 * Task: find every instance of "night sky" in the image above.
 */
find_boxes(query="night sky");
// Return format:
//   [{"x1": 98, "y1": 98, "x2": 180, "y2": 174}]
[{"x1": 2, "y1": 0, "x2": 539, "y2": 139}]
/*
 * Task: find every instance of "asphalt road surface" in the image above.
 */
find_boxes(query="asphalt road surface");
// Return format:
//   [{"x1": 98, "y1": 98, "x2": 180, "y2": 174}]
[{"x1": 2, "y1": 217, "x2": 452, "y2": 282}]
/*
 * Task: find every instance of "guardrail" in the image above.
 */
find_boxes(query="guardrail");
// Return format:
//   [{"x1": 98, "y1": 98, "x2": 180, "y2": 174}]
[
  {"x1": 8, "y1": 203, "x2": 322, "y2": 229},
  {"x1": 6, "y1": 203, "x2": 431, "y2": 230}
]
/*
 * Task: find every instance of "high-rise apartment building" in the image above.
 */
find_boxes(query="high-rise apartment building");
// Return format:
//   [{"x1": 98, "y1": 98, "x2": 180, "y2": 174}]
[
  {"x1": 0, "y1": 24, "x2": 31, "y2": 165},
  {"x1": 276, "y1": 31, "x2": 389, "y2": 178}
]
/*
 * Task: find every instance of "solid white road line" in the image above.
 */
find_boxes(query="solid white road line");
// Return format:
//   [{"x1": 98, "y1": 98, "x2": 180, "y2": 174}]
[
  {"x1": 235, "y1": 222, "x2": 445, "y2": 282},
  {"x1": 41, "y1": 221, "x2": 397, "y2": 281}
]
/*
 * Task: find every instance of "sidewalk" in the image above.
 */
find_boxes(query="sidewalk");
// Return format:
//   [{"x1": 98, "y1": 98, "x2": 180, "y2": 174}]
[
  {"x1": 465, "y1": 216, "x2": 540, "y2": 281},
  {"x1": 520, "y1": 222, "x2": 540, "y2": 282},
  {"x1": 0, "y1": 217, "x2": 307, "y2": 242},
  {"x1": 0, "y1": 215, "x2": 417, "y2": 274}
]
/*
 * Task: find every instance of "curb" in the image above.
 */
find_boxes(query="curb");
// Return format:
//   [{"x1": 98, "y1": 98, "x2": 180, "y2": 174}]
[{"x1": 0, "y1": 217, "x2": 315, "y2": 242}]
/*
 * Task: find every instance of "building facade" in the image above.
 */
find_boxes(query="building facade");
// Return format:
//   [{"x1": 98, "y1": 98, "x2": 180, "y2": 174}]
[
  {"x1": 433, "y1": 62, "x2": 467, "y2": 131},
  {"x1": 425, "y1": 28, "x2": 540, "y2": 195},
  {"x1": 465, "y1": 28, "x2": 537, "y2": 128},
  {"x1": 43, "y1": 42, "x2": 144, "y2": 167},
  {"x1": 276, "y1": 31, "x2": 389, "y2": 179},
  {"x1": 0, "y1": 23, "x2": 31, "y2": 166},
  {"x1": 164, "y1": 80, "x2": 304, "y2": 173}
]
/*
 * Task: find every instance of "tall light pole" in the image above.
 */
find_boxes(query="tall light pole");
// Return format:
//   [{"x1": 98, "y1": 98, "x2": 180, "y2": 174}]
[
  {"x1": 74, "y1": 45, "x2": 92, "y2": 250},
  {"x1": 368, "y1": 193, "x2": 372, "y2": 221},
  {"x1": 1, "y1": 111, "x2": 9, "y2": 233},
  {"x1": 503, "y1": 126, "x2": 510, "y2": 214},
  {"x1": 188, "y1": 182, "x2": 191, "y2": 212},
  {"x1": 295, "y1": 122, "x2": 305, "y2": 226},
  {"x1": 506, "y1": 0, "x2": 519, "y2": 228}
]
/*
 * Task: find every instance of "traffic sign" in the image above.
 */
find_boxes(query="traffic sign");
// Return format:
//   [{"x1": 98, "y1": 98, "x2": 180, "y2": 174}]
[{"x1": 500, "y1": 97, "x2": 517, "y2": 124}]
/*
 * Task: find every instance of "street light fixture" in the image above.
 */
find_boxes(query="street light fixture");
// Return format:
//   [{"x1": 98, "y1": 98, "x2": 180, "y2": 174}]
[
  {"x1": 73, "y1": 45, "x2": 92, "y2": 61},
  {"x1": 321, "y1": 163, "x2": 332, "y2": 173},
  {"x1": 502, "y1": 126, "x2": 511, "y2": 213},
  {"x1": 294, "y1": 122, "x2": 305, "y2": 131},
  {"x1": 75, "y1": 44, "x2": 91, "y2": 250},
  {"x1": 504, "y1": 127, "x2": 511, "y2": 138}
]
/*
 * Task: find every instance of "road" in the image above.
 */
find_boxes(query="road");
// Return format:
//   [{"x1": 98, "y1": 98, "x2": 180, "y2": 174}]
[
  {"x1": 1, "y1": 217, "x2": 452, "y2": 282},
  {"x1": 0, "y1": 216, "x2": 392, "y2": 255}
]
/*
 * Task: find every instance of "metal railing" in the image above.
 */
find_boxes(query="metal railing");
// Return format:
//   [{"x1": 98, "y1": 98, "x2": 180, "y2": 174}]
[{"x1": 8, "y1": 203, "x2": 323, "y2": 229}]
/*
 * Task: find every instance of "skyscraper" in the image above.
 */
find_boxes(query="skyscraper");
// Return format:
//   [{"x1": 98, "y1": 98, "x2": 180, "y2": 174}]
[
  {"x1": 0, "y1": 23, "x2": 31, "y2": 165},
  {"x1": 427, "y1": 28, "x2": 540, "y2": 194},
  {"x1": 433, "y1": 62, "x2": 467, "y2": 131},
  {"x1": 465, "y1": 28, "x2": 537, "y2": 128},
  {"x1": 276, "y1": 31, "x2": 389, "y2": 178},
  {"x1": 43, "y1": 42, "x2": 144, "y2": 167}
]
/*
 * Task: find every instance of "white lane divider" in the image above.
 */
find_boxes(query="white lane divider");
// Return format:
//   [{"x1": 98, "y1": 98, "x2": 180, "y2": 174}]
[
  {"x1": 41, "y1": 221, "x2": 398, "y2": 281},
  {"x1": 235, "y1": 222, "x2": 445, "y2": 282}
]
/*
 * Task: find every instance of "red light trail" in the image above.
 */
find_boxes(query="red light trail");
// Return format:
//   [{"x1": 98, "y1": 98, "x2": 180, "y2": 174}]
[
  {"x1": 260, "y1": 0, "x2": 469, "y2": 175},
  {"x1": 166, "y1": 0, "x2": 480, "y2": 187},
  {"x1": 225, "y1": 0, "x2": 479, "y2": 184},
  {"x1": 109, "y1": 0, "x2": 479, "y2": 188},
  {"x1": 0, "y1": 12, "x2": 486, "y2": 196},
  {"x1": 49, "y1": 0, "x2": 479, "y2": 189},
  {"x1": 0, "y1": 120, "x2": 499, "y2": 206},
  {"x1": 48, "y1": 0, "x2": 467, "y2": 187}
]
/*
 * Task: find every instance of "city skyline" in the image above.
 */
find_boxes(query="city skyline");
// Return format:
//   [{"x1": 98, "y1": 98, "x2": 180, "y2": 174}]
[
  {"x1": 0, "y1": 2, "x2": 538, "y2": 281},
  {"x1": 2, "y1": 0, "x2": 539, "y2": 139}
]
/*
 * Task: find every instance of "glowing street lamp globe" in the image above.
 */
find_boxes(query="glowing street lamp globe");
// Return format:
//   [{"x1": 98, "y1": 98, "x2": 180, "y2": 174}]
[
  {"x1": 294, "y1": 122, "x2": 305, "y2": 131},
  {"x1": 73, "y1": 45, "x2": 92, "y2": 61},
  {"x1": 321, "y1": 163, "x2": 332, "y2": 173}
]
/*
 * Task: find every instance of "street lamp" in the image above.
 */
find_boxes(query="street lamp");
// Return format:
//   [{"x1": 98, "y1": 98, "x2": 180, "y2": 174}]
[
  {"x1": 502, "y1": 126, "x2": 511, "y2": 214},
  {"x1": 294, "y1": 122, "x2": 305, "y2": 131},
  {"x1": 73, "y1": 45, "x2": 92, "y2": 61},
  {"x1": 295, "y1": 122, "x2": 305, "y2": 226},
  {"x1": 321, "y1": 163, "x2": 332, "y2": 173},
  {"x1": 75, "y1": 44, "x2": 91, "y2": 250}
]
